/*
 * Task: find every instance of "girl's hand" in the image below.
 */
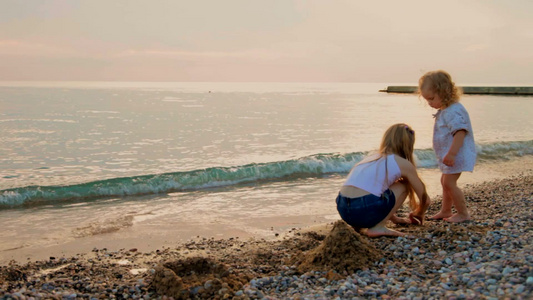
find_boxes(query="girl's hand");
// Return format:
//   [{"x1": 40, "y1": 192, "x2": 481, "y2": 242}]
[
  {"x1": 444, "y1": 130, "x2": 466, "y2": 167},
  {"x1": 391, "y1": 214, "x2": 411, "y2": 225},
  {"x1": 410, "y1": 195, "x2": 430, "y2": 225},
  {"x1": 443, "y1": 153, "x2": 456, "y2": 166},
  {"x1": 409, "y1": 212, "x2": 423, "y2": 225}
]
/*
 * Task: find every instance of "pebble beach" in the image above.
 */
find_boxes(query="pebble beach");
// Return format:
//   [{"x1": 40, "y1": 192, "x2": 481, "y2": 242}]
[{"x1": 1, "y1": 173, "x2": 532, "y2": 299}]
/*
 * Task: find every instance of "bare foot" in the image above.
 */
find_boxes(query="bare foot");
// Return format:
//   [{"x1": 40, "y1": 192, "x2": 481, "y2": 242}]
[
  {"x1": 366, "y1": 227, "x2": 406, "y2": 238},
  {"x1": 428, "y1": 211, "x2": 453, "y2": 220},
  {"x1": 444, "y1": 213, "x2": 471, "y2": 223},
  {"x1": 390, "y1": 215, "x2": 411, "y2": 225}
]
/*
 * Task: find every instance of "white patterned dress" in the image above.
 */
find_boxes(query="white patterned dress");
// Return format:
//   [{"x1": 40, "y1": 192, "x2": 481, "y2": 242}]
[{"x1": 433, "y1": 102, "x2": 477, "y2": 174}]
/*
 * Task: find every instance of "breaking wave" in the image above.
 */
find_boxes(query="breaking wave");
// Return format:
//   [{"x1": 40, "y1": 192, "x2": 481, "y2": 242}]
[{"x1": 1, "y1": 140, "x2": 530, "y2": 209}]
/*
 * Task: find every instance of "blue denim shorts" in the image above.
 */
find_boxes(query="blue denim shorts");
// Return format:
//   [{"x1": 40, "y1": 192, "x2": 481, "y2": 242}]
[{"x1": 336, "y1": 189, "x2": 396, "y2": 229}]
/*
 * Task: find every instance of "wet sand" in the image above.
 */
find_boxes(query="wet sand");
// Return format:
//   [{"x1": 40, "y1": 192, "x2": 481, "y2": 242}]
[{"x1": 1, "y1": 169, "x2": 532, "y2": 298}]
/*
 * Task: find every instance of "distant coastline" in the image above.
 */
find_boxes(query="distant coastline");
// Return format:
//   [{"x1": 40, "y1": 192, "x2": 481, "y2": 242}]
[{"x1": 380, "y1": 86, "x2": 533, "y2": 95}]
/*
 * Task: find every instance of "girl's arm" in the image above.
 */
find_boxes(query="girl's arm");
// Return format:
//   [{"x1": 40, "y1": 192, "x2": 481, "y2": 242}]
[
  {"x1": 396, "y1": 157, "x2": 431, "y2": 218},
  {"x1": 443, "y1": 130, "x2": 466, "y2": 166}
]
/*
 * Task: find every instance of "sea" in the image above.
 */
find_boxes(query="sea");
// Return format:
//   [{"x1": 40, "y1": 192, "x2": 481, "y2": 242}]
[{"x1": 1, "y1": 82, "x2": 532, "y2": 262}]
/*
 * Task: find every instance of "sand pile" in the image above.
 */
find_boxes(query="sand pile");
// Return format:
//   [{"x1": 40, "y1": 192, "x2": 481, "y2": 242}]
[
  {"x1": 149, "y1": 222, "x2": 383, "y2": 298},
  {"x1": 151, "y1": 256, "x2": 252, "y2": 299},
  {"x1": 297, "y1": 220, "x2": 382, "y2": 274},
  {"x1": 149, "y1": 232, "x2": 325, "y2": 298}
]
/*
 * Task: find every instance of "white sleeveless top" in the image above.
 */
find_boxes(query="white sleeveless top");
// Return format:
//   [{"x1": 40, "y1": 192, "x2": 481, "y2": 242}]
[{"x1": 343, "y1": 154, "x2": 402, "y2": 197}]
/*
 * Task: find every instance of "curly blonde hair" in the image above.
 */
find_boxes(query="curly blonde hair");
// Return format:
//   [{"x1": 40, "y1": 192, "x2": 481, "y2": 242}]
[{"x1": 418, "y1": 70, "x2": 462, "y2": 108}]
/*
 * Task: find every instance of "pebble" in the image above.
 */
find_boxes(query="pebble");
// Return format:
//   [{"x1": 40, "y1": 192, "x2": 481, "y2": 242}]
[{"x1": 236, "y1": 176, "x2": 533, "y2": 299}]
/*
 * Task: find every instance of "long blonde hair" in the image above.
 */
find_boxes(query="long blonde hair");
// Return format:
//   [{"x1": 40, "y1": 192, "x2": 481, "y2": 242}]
[
  {"x1": 418, "y1": 70, "x2": 462, "y2": 108},
  {"x1": 379, "y1": 123, "x2": 417, "y2": 210}
]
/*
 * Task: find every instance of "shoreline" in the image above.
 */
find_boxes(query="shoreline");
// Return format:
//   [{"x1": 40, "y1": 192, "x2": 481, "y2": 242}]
[
  {"x1": 0, "y1": 156, "x2": 532, "y2": 266},
  {"x1": 1, "y1": 172, "x2": 532, "y2": 298}
]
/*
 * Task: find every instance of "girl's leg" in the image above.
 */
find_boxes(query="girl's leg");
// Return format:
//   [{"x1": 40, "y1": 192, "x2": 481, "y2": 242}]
[
  {"x1": 442, "y1": 173, "x2": 471, "y2": 222},
  {"x1": 429, "y1": 174, "x2": 454, "y2": 220},
  {"x1": 366, "y1": 182, "x2": 408, "y2": 237}
]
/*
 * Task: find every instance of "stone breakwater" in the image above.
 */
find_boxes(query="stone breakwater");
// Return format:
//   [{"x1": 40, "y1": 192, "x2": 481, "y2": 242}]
[{"x1": 1, "y1": 174, "x2": 532, "y2": 299}]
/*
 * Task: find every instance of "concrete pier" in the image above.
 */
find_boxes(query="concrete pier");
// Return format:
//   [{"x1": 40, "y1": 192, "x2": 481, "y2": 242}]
[{"x1": 380, "y1": 86, "x2": 533, "y2": 95}]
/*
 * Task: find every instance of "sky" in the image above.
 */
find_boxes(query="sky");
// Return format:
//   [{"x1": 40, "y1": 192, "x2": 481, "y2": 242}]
[{"x1": 1, "y1": 0, "x2": 532, "y2": 84}]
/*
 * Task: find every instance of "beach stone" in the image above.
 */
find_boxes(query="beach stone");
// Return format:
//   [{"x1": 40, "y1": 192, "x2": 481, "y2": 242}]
[
  {"x1": 454, "y1": 257, "x2": 465, "y2": 265},
  {"x1": 407, "y1": 286, "x2": 418, "y2": 292},
  {"x1": 440, "y1": 283, "x2": 451, "y2": 290},
  {"x1": 514, "y1": 284, "x2": 525, "y2": 294}
]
